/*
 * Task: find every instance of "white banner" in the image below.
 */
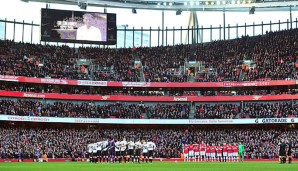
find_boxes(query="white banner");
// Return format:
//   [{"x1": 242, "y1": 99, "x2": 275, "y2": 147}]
[
  {"x1": 0, "y1": 75, "x2": 19, "y2": 82},
  {"x1": 122, "y1": 82, "x2": 151, "y2": 87},
  {"x1": 40, "y1": 78, "x2": 69, "y2": 84},
  {"x1": 77, "y1": 80, "x2": 107, "y2": 86},
  {"x1": 0, "y1": 115, "x2": 296, "y2": 125},
  {"x1": 254, "y1": 118, "x2": 296, "y2": 124}
]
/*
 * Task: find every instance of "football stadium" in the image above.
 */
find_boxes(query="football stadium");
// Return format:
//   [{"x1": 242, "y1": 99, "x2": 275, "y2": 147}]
[{"x1": 0, "y1": 0, "x2": 298, "y2": 171}]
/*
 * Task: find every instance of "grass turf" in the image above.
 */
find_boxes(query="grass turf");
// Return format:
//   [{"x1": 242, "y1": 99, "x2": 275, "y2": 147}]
[{"x1": 0, "y1": 162, "x2": 297, "y2": 171}]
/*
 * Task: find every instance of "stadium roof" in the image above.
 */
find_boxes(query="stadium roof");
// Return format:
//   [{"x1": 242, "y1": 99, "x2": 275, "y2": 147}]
[{"x1": 23, "y1": 0, "x2": 298, "y2": 11}]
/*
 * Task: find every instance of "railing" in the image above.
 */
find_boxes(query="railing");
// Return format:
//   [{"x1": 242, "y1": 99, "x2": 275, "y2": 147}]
[{"x1": 0, "y1": 18, "x2": 297, "y2": 48}]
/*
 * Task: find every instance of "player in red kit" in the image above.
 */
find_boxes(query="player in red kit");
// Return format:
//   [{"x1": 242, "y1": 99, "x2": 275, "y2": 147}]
[
  {"x1": 184, "y1": 144, "x2": 189, "y2": 162},
  {"x1": 216, "y1": 143, "x2": 223, "y2": 162},
  {"x1": 233, "y1": 143, "x2": 239, "y2": 162},
  {"x1": 194, "y1": 143, "x2": 200, "y2": 162},
  {"x1": 210, "y1": 143, "x2": 216, "y2": 162},
  {"x1": 206, "y1": 143, "x2": 211, "y2": 162},
  {"x1": 199, "y1": 141, "x2": 206, "y2": 162},
  {"x1": 189, "y1": 142, "x2": 195, "y2": 162},
  {"x1": 222, "y1": 143, "x2": 228, "y2": 162},
  {"x1": 227, "y1": 143, "x2": 233, "y2": 162}
]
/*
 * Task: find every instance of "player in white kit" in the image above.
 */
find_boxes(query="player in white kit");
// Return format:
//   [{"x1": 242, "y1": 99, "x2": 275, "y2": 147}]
[
  {"x1": 147, "y1": 141, "x2": 156, "y2": 163},
  {"x1": 135, "y1": 140, "x2": 142, "y2": 164},
  {"x1": 115, "y1": 141, "x2": 121, "y2": 163},
  {"x1": 96, "y1": 141, "x2": 103, "y2": 163},
  {"x1": 142, "y1": 141, "x2": 149, "y2": 163},
  {"x1": 120, "y1": 138, "x2": 128, "y2": 163},
  {"x1": 128, "y1": 139, "x2": 135, "y2": 163}
]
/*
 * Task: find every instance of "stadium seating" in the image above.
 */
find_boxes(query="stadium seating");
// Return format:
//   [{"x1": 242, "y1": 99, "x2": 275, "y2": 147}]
[
  {"x1": 195, "y1": 102, "x2": 298, "y2": 119},
  {"x1": 0, "y1": 29, "x2": 297, "y2": 82},
  {"x1": 195, "y1": 29, "x2": 298, "y2": 82},
  {"x1": 0, "y1": 25, "x2": 298, "y2": 164},
  {"x1": 0, "y1": 99, "x2": 297, "y2": 119},
  {"x1": 0, "y1": 99, "x2": 189, "y2": 119}
]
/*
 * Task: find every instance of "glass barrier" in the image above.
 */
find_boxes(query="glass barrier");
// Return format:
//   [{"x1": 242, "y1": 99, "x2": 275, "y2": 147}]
[{"x1": 0, "y1": 18, "x2": 297, "y2": 48}]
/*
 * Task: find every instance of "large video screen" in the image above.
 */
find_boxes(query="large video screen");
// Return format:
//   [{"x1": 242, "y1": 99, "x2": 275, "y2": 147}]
[{"x1": 41, "y1": 8, "x2": 116, "y2": 45}]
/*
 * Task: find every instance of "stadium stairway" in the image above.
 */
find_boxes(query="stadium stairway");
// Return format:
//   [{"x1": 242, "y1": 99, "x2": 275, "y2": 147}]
[
  {"x1": 135, "y1": 60, "x2": 146, "y2": 82},
  {"x1": 188, "y1": 76, "x2": 195, "y2": 82},
  {"x1": 188, "y1": 45, "x2": 197, "y2": 62},
  {"x1": 189, "y1": 103, "x2": 196, "y2": 119},
  {"x1": 87, "y1": 60, "x2": 96, "y2": 80},
  {"x1": 292, "y1": 62, "x2": 297, "y2": 80},
  {"x1": 238, "y1": 69, "x2": 245, "y2": 82},
  {"x1": 143, "y1": 112, "x2": 149, "y2": 119},
  {"x1": 139, "y1": 71, "x2": 145, "y2": 82},
  {"x1": 239, "y1": 60, "x2": 255, "y2": 81}
]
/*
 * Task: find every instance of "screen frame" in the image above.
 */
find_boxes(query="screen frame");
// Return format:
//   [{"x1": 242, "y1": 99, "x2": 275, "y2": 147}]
[{"x1": 40, "y1": 8, "x2": 116, "y2": 45}]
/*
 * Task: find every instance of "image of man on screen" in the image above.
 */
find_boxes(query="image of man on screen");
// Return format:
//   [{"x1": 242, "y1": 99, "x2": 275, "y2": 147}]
[{"x1": 76, "y1": 13, "x2": 102, "y2": 41}]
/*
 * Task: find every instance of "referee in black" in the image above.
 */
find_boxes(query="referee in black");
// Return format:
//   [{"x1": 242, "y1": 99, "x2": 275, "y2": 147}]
[
  {"x1": 295, "y1": 143, "x2": 298, "y2": 159},
  {"x1": 278, "y1": 139, "x2": 287, "y2": 164},
  {"x1": 286, "y1": 140, "x2": 292, "y2": 164}
]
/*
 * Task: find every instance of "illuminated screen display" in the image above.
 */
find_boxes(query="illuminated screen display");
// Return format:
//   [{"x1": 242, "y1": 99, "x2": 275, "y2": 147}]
[{"x1": 41, "y1": 8, "x2": 116, "y2": 45}]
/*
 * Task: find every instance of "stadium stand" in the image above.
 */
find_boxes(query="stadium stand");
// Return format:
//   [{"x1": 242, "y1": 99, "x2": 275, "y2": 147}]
[
  {"x1": 195, "y1": 29, "x2": 298, "y2": 82},
  {"x1": 0, "y1": 29, "x2": 297, "y2": 82},
  {"x1": 0, "y1": 99, "x2": 190, "y2": 119},
  {"x1": 0, "y1": 99, "x2": 297, "y2": 119},
  {"x1": 0, "y1": 127, "x2": 297, "y2": 160},
  {"x1": 194, "y1": 102, "x2": 298, "y2": 119},
  {"x1": 0, "y1": 19, "x2": 298, "y2": 165}
]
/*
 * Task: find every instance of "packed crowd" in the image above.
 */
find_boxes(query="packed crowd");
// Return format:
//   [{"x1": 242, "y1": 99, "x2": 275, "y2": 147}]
[
  {"x1": 195, "y1": 29, "x2": 298, "y2": 82},
  {"x1": 0, "y1": 99, "x2": 189, "y2": 119},
  {"x1": 0, "y1": 99, "x2": 297, "y2": 119},
  {"x1": 0, "y1": 41, "x2": 89, "y2": 80},
  {"x1": 242, "y1": 30, "x2": 298, "y2": 81},
  {"x1": 140, "y1": 45, "x2": 188, "y2": 82},
  {"x1": 195, "y1": 104, "x2": 240, "y2": 119},
  {"x1": 174, "y1": 89, "x2": 298, "y2": 96},
  {"x1": 0, "y1": 41, "x2": 185, "y2": 82},
  {"x1": 195, "y1": 41, "x2": 243, "y2": 82},
  {"x1": 0, "y1": 100, "x2": 143, "y2": 119},
  {"x1": 0, "y1": 127, "x2": 297, "y2": 160},
  {"x1": 147, "y1": 104, "x2": 190, "y2": 119},
  {"x1": 85, "y1": 48, "x2": 141, "y2": 82},
  {"x1": 195, "y1": 101, "x2": 298, "y2": 119},
  {"x1": 241, "y1": 102, "x2": 298, "y2": 118},
  {"x1": 0, "y1": 29, "x2": 297, "y2": 82}
]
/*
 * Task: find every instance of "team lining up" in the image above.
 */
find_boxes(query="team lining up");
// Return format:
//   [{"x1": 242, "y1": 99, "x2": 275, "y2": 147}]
[
  {"x1": 87, "y1": 139, "x2": 245, "y2": 163},
  {"x1": 87, "y1": 139, "x2": 156, "y2": 163},
  {"x1": 183, "y1": 141, "x2": 245, "y2": 162}
]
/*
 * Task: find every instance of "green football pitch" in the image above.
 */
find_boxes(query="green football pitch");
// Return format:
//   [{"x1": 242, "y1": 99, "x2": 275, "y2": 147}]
[{"x1": 0, "y1": 162, "x2": 297, "y2": 171}]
